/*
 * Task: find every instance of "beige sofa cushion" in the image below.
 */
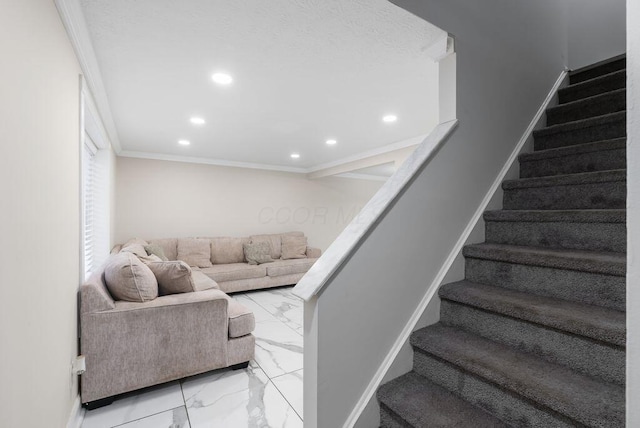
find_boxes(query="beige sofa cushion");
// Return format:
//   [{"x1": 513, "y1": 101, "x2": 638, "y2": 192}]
[
  {"x1": 104, "y1": 252, "x2": 158, "y2": 302},
  {"x1": 281, "y1": 235, "x2": 308, "y2": 260},
  {"x1": 266, "y1": 258, "x2": 318, "y2": 277},
  {"x1": 250, "y1": 231, "x2": 304, "y2": 259},
  {"x1": 177, "y1": 238, "x2": 213, "y2": 268},
  {"x1": 201, "y1": 263, "x2": 267, "y2": 283},
  {"x1": 210, "y1": 237, "x2": 249, "y2": 264},
  {"x1": 227, "y1": 298, "x2": 256, "y2": 338},
  {"x1": 148, "y1": 238, "x2": 178, "y2": 261},
  {"x1": 147, "y1": 261, "x2": 195, "y2": 295},
  {"x1": 191, "y1": 271, "x2": 219, "y2": 291}
]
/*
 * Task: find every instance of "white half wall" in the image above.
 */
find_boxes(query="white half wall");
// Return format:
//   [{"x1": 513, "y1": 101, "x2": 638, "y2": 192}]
[
  {"x1": 627, "y1": 0, "x2": 639, "y2": 424},
  {"x1": 115, "y1": 157, "x2": 382, "y2": 250},
  {"x1": 303, "y1": 1, "x2": 568, "y2": 426},
  {"x1": 0, "y1": 1, "x2": 83, "y2": 426},
  {"x1": 567, "y1": 0, "x2": 626, "y2": 70}
]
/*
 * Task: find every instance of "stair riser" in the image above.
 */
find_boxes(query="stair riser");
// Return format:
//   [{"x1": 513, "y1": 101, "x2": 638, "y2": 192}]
[
  {"x1": 547, "y1": 91, "x2": 626, "y2": 126},
  {"x1": 569, "y1": 58, "x2": 626, "y2": 84},
  {"x1": 559, "y1": 72, "x2": 626, "y2": 103},
  {"x1": 412, "y1": 351, "x2": 579, "y2": 427},
  {"x1": 485, "y1": 220, "x2": 626, "y2": 252},
  {"x1": 534, "y1": 120, "x2": 626, "y2": 151},
  {"x1": 465, "y1": 258, "x2": 625, "y2": 311},
  {"x1": 520, "y1": 147, "x2": 626, "y2": 178},
  {"x1": 440, "y1": 301, "x2": 625, "y2": 385},
  {"x1": 503, "y1": 181, "x2": 626, "y2": 210},
  {"x1": 380, "y1": 405, "x2": 411, "y2": 428}
]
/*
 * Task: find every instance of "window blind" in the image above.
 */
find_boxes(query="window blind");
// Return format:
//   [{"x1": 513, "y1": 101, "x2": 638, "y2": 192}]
[{"x1": 82, "y1": 135, "x2": 99, "y2": 278}]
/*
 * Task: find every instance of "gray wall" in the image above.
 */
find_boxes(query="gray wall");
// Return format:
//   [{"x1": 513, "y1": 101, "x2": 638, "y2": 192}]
[
  {"x1": 567, "y1": 0, "x2": 626, "y2": 69},
  {"x1": 308, "y1": 1, "x2": 568, "y2": 427}
]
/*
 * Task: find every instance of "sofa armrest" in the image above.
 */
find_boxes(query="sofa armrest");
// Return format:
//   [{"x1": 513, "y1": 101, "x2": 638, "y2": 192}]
[
  {"x1": 80, "y1": 289, "x2": 230, "y2": 402},
  {"x1": 306, "y1": 247, "x2": 322, "y2": 258}
]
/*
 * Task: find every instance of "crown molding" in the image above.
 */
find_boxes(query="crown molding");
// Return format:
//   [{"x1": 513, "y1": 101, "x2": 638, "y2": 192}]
[
  {"x1": 118, "y1": 131, "x2": 431, "y2": 179},
  {"x1": 118, "y1": 151, "x2": 309, "y2": 174},
  {"x1": 335, "y1": 173, "x2": 390, "y2": 182},
  {"x1": 55, "y1": 0, "x2": 122, "y2": 153},
  {"x1": 306, "y1": 133, "x2": 427, "y2": 173}
]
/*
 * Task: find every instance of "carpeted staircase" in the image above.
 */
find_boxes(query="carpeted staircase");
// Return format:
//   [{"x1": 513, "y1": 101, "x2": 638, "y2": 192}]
[{"x1": 377, "y1": 55, "x2": 627, "y2": 427}]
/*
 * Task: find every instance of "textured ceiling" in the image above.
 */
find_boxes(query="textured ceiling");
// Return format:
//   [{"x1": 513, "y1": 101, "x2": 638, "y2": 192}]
[{"x1": 80, "y1": 0, "x2": 443, "y2": 169}]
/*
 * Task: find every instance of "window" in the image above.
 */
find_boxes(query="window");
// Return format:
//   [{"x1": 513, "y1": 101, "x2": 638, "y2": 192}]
[{"x1": 81, "y1": 83, "x2": 112, "y2": 279}]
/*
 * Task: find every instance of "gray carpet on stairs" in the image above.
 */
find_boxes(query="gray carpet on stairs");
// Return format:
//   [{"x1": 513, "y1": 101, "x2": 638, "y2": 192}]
[
  {"x1": 378, "y1": 55, "x2": 626, "y2": 428},
  {"x1": 519, "y1": 138, "x2": 626, "y2": 178},
  {"x1": 558, "y1": 69, "x2": 626, "y2": 103}
]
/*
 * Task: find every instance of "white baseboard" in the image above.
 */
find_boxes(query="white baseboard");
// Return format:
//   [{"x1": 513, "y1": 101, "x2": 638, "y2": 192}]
[
  {"x1": 66, "y1": 394, "x2": 85, "y2": 428},
  {"x1": 344, "y1": 69, "x2": 569, "y2": 428}
]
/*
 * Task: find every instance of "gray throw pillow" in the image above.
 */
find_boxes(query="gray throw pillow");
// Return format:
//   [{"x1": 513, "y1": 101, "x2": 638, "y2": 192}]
[
  {"x1": 104, "y1": 252, "x2": 158, "y2": 302},
  {"x1": 145, "y1": 244, "x2": 169, "y2": 261},
  {"x1": 147, "y1": 261, "x2": 195, "y2": 295},
  {"x1": 243, "y1": 242, "x2": 274, "y2": 265}
]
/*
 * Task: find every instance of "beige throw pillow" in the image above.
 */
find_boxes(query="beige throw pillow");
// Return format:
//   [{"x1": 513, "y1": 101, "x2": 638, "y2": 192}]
[
  {"x1": 147, "y1": 261, "x2": 195, "y2": 295},
  {"x1": 120, "y1": 237, "x2": 149, "y2": 259},
  {"x1": 104, "y1": 252, "x2": 158, "y2": 302},
  {"x1": 281, "y1": 235, "x2": 308, "y2": 260},
  {"x1": 177, "y1": 238, "x2": 213, "y2": 268},
  {"x1": 243, "y1": 242, "x2": 274, "y2": 265},
  {"x1": 210, "y1": 237, "x2": 249, "y2": 264}
]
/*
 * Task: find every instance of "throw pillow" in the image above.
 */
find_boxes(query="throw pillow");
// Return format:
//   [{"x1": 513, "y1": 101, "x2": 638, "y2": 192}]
[
  {"x1": 147, "y1": 261, "x2": 195, "y2": 295},
  {"x1": 177, "y1": 238, "x2": 213, "y2": 268},
  {"x1": 104, "y1": 252, "x2": 158, "y2": 302},
  {"x1": 281, "y1": 235, "x2": 308, "y2": 260},
  {"x1": 249, "y1": 234, "x2": 280, "y2": 259},
  {"x1": 210, "y1": 237, "x2": 249, "y2": 264},
  {"x1": 145, "y1": 244, "x2": 169, "y2": 261},
  {"x1": 243, "y1": 242, "x2": 274, "y2": 265},
  {"x1": 120, "y1": 237, "x2": 149, "y2": 259}
]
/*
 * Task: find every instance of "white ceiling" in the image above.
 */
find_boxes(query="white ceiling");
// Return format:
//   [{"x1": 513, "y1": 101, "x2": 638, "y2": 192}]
[{"x1": 79, "y1": 0, "x2": 443, "y2": 170}]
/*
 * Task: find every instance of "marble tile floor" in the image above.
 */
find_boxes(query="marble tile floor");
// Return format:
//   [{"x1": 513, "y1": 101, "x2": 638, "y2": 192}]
[{"x1": 82, "y1": 286, "x2": 303, "y2": 428}]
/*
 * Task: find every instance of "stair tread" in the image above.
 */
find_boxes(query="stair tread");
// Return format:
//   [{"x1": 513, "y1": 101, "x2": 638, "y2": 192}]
[
  {"x1": 519, "y1": 138, "x2": 626, "y2": 162},
  {"x1": 378, "y1": 372, "x2": 509, "y2": 428},
  {"x1": 533, "y1": 111, "x2": 626, "y2": 137},
  {"x1": 463, "y1": 243, "x2": 626, "y2": 276},
  {"x1": 410, "y1": 325, "x2": 625, "y2": 427},
  {"x1": 569, "y1": 55, "x2": 626, "y2": 84},
  {"x1": 562, "y1": 68, "x2": 626, "y2": 90},
  {"x1": 558, "y1": 69, "x2": 626, "y2": 103},
  {"x1": 440, "y1": 280, "x2": 625, "y2": 345},
  {"x1": 484, "y1": 208, "x2": 626, "y2": 223},
  {"x1": 503, "y1": 168, "x2": 625, "y2": 190},
  {"x1": 546, "y1": 88, "x2": 626, "y2": 125},
  {"x1": 549, "y1": 87, "x2": 625, "y2": 111}
]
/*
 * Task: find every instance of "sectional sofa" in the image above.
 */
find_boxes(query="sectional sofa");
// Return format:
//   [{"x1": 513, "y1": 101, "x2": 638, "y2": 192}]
[
  {"x1": 80, "y1": 231, "x2": 319, "y2": 407},
  {"x1": 113, "y1": 231, "x2": 321, "y2": 294}
]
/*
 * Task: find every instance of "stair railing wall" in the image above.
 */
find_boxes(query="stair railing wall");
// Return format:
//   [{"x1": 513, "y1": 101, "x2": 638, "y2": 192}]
[{"x1": 294, "y1": 1, "x2": 571, "y2": 427}]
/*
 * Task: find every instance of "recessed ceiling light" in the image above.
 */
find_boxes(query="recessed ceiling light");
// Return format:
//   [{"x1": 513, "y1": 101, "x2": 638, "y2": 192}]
[
  {"x1": 326, "y1": 139, "x2": 337, "y2": 146},
  {"x1": 290, "y1": 153, "x2": 300, "y2": 159},
  {"x1": 211, "y1": 72, "x2": 233, "y2": 85},
  {"x1": 190, "y1": 117, "x2": 206, "y2": 125},
  {"x1": 382, "y1": 114, "x2": 398, "y2": 123},
  {"x1": 178, "y1": 140, "x2": 190, "y2": 146}
]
